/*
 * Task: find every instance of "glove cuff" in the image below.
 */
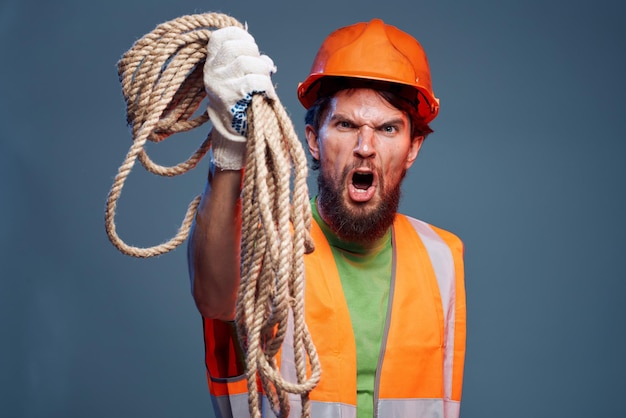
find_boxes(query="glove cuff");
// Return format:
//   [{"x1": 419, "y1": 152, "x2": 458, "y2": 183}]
[{"x1": 211, "y1": 128, "x2": 247, "y2": 170}]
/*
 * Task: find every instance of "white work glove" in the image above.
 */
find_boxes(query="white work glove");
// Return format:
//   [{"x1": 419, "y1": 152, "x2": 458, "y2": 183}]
[{"x1": 204, "y1": 26, "x2": 277, "y2": 170}]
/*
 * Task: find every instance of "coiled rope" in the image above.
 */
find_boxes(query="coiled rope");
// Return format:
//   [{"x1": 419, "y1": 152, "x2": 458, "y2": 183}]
[{"x1": 105, "y1": 12, "x2": 320, "y2": 418}]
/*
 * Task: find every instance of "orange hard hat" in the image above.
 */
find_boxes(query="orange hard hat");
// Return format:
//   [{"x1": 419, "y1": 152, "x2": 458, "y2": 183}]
[{"x1": 297, "y1": 19, "x2": 440, "y2": 123}]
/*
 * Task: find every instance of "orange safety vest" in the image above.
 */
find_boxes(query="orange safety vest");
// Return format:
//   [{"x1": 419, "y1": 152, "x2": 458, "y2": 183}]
[{"x1": 203, "y1": 214, "x2": 466, "y2": 418}]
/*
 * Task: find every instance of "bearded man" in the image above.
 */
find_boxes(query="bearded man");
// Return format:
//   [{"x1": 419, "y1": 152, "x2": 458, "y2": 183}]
[{"x1": 188, "y1": 18, "x2": 466, "y2": 418}]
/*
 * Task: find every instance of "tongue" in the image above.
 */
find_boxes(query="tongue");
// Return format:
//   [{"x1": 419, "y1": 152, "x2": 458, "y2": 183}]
[{"x1": 348, "y1": 184, "x2": 375, "y2": 203}]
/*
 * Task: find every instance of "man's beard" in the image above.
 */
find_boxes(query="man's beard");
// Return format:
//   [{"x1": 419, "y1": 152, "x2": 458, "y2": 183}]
[{"x1": 317, "y1": 162, "x2": 405, "y2": 245}]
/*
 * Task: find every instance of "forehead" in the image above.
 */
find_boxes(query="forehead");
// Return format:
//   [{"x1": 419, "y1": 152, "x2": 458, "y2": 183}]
[{"x1": 327, "y1": 88, "x2": 407, "y2": 123}]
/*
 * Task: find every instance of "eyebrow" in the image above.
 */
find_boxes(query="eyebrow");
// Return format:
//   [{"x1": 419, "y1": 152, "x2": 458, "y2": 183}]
[{"x1": 376, "y1": 118, "x2": 406, "y2": 128}]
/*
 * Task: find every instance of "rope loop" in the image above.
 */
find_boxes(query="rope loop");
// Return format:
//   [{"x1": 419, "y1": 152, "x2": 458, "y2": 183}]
[{"x1": 105, "y1": 12, "x2": 319, "y2": 418}]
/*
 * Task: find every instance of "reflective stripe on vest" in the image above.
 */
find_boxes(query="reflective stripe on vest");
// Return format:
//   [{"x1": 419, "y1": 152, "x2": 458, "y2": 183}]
[{"x1": 203, "y1": 214, "x2": 465, "y2": 418}]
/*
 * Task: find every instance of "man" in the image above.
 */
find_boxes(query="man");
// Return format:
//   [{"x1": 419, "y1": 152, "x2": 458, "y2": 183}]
[{"x1": 188, "y1": 18, "x2": 466, "y2": 418}]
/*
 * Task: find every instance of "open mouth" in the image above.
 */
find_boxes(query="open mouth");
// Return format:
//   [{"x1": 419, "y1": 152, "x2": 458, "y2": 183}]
[
  {"x1": 348, "y1": 170, "x2": 376, "y2": 203},
  {"x1": 352, "y1": 172, "x2": 374, "y2": 190}
]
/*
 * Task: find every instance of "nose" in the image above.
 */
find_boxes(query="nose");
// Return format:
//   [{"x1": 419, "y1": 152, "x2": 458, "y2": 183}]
[{"x1": 354, "y1": 125, "x2": 376, "y2": 159}]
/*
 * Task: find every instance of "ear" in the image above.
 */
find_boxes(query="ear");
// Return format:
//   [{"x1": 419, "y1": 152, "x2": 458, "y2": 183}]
[
  {"x1": 404, "y1": 136, "x2": 425, "y2": 170},
  {"x1": 305, "y1": 124, "x2": 320, "y2": 160}
]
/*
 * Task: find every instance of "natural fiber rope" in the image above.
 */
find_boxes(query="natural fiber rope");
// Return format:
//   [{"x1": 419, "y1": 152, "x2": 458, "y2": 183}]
[{"x1": 105, "y1": 13, "x2": 320, "y2": 418}]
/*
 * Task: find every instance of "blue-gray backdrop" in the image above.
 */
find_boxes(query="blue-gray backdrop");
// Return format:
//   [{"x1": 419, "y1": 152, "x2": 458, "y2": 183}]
[{"x1": 2, "y1": 0, "x2": 625, "y2": 417}]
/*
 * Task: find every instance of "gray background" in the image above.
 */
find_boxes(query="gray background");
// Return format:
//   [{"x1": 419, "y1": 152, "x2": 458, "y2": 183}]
[{"x1": 1, "y1": 0, "x2": 625, "y2": 417}]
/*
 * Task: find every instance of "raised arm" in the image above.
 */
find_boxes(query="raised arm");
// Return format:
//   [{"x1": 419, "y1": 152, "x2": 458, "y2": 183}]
[
  {"x1": 187, "y1": 26, "x2": 276, "y2": 320},
  {"x1": 188, "y1": 168, "x2": 243, "y2": 320}
]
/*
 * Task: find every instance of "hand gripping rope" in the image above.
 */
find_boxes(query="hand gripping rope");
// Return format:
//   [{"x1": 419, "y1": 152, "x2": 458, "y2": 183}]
[{"x1": 104, "y1": 13, "x2": 320, "y2": 418}]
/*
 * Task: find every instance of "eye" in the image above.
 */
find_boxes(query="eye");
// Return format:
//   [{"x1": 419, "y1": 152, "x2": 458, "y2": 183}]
[
  {"x1": 380, "y1": 124, "x2": 398, "y2": 135},
  {"x1": 335, "y1": 120, "x2": 355, "y2": 132}
]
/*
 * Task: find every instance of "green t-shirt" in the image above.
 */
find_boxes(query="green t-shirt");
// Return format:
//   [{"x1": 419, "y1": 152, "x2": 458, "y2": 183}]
[{"x1": 311, "y1": 200, "x2": 392, "y2": 418}]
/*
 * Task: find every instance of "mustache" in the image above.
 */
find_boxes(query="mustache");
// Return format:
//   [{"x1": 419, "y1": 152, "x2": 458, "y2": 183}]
[
  {"x1": 341, "y1": 159, "x2": 383, "y2": 187},
  {"x1": 346, "y1": 159, "x2": 375, "y2": 172}
]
